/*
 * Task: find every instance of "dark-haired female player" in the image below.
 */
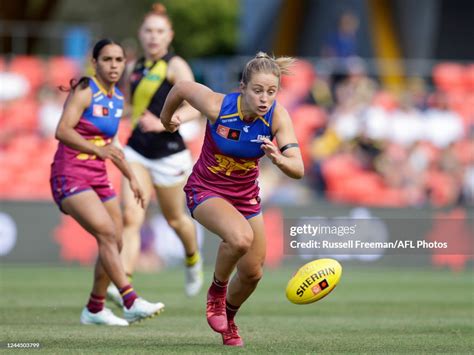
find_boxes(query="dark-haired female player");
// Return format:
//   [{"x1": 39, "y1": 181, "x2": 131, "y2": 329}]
[{"x1": 51, "y1": 39, "x2": 164, "y2": 326}]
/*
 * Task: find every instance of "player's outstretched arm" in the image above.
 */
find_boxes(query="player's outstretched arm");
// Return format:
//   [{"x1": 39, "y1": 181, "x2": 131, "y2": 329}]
[
  {"x1": 261, "y1": 103, "x2": 304, "y2": 179},
  {"x1": 161, "y1": 81, "x2": 223, "y2": 132},
  {"x1": 167, "y1": 56, "x2": 202, "y2": 124}
]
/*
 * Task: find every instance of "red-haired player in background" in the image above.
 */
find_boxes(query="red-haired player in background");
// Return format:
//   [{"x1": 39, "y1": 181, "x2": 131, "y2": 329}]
[{"x1": 107, "y1": 2, "x2": 203, "y2": 305}]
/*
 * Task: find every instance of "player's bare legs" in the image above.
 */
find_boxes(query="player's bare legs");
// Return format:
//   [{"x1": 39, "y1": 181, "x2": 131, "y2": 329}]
[
  {"x1": 227, "y1": 214, "x2": 265, "y2": 305},
  {"x1": 193, "y1": 198, "x2": 253, "y2": 281},
  {"x1": 63, "y1": 191, "x2": 164, "y2": 325},
  {"x1": 62, "y1": 192, "x2": 129, "y2": 289},
  {"x1": 106, "y1": 163, "x2": 153, "y2": 306},
  {"x1": 156, "y1": 182, "x2": 197, "y2": 255},
  {"x1": 62, "y1": 191, "x2": 130, "y2": 326},
  {"x1": 221, "y1": 214, "x2": 266, "y2": 346},
  {"x1": 121, "y1": 162, "x2": 154, "y2": 275},
  {"x1": 91, "y1": 197, "x2": 125, "y2": 297},
  {"x1": 156, "y1": 182, "x2": 203, "y2": 296},
  {"x1": 193, "y1": 198, "x2": 254, "y2": 333}
]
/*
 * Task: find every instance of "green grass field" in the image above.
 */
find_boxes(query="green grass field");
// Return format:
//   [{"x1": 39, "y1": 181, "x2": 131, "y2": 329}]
[{"x1": 1, "y1": 265, "x2": 473, "y2": 354}]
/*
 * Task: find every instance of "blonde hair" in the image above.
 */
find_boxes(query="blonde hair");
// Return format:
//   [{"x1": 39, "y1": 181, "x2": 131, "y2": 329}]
[
  {"x1": 143, "y1": 2, "x2": 173, "y2": 27},
  {"x1": 241, "y1": 52, "x2": 295, "y2": 86}
]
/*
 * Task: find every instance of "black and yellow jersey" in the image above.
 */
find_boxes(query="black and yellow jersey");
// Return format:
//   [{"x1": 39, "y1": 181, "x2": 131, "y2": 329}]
[{"x1": 126, "y1": 53, "x2": 186, "y2": 159}]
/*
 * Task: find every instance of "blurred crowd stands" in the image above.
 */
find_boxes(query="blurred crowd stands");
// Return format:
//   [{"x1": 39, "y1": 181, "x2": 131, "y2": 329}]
[
  {"x1": 275, "y1": 58, "x2": 474, "y2": 207},
  {"x1": 0, "y1": 55, "x2": 472, "y2": 208}
]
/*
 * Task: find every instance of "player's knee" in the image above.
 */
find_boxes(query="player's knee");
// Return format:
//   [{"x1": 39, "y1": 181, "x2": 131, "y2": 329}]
[
  {"x1": 165, "y1": 214, "x2": 185, "y2": 231},
  {"x1": 96, "y1": 225, "x2": 117, "y2": 246},
  {"x1": 123, "y1": 204, "x2": 143, "y2": 229},
  {"x1": 228, "y1": 230, "x2": 253, "y2": 255},
  {"x1": 241, "y1": 267, "x2": 263, "y2": 285}
]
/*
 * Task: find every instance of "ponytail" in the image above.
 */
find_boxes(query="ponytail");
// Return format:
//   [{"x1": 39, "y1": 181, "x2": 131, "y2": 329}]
[
  {"x1": 241, "y1": 52, "x2": 295, "y2": 86},
  {"x1": 142, "y1": 2, "x2": 173, "y2": 27},
  {"x1": 59, "y1": 77, "x2": 90, "y2": 92}
]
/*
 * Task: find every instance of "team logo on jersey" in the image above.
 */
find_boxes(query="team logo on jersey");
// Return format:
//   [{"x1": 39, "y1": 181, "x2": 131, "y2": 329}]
[
  {"x1": 93, "y1": 105, "x2": 109, "y2": 117},
  {"x1": 217, "y1": 124, "x2": 230, "y2": 138},
  {"x1": 208, "y1": 154, "x2": 256, "y2": 176},
  {"x1": 227, "y1": 129, "x2": 241, "y2": 141},
  {"x1": 217, "y1": 125, "x2": 241, "y2": 141}
]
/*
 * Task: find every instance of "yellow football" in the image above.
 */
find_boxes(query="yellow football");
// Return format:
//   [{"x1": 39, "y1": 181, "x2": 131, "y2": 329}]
[{"x1": 286, "y1": 258, "x2": 342, "y2": 304}]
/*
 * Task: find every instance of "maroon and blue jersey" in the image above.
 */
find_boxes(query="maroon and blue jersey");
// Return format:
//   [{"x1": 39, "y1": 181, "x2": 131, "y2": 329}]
[
  {"x1": 51, "y1": 77, "x2": 124, "y2": 177},
  {"x1": 184, "y1": 92, "x2": 276, "y2": 217}
]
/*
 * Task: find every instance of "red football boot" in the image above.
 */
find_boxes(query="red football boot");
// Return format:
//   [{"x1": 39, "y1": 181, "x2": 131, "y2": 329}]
[
  {"x1": 206, "y1": 288, "x2": 228, "y2": 333},
  {"x1": 222, "y1": 320, "x2": 244, "y2": 346}
]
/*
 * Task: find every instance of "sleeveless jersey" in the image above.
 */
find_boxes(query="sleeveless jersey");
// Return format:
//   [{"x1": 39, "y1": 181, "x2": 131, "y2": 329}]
[
  {"x1": 187, "y1": 92, "x2": 275, "y2": 199},
  {"x1": 51, "y1": 77, "x2": 124, "y2": 177},
  {"x1": 126, "y1": 54, "x2": 186, "y2": 159}
]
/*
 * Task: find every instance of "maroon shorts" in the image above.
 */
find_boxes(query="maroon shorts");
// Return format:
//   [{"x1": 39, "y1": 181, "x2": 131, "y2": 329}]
[
  {"x1": 184, "y1": 184, "x2": 261, "y2": 219},
  {"x1": 50, "y1": 174, "x2": 116, "y2": 213}
]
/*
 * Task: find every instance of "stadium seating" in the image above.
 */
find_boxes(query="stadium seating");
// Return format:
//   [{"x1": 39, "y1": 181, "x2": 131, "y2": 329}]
[
  {"x1": 465, "y1": 64, "x2": 474, "y2": 91},
  {"x1": 9, "y1": 55, "x2": 45, "y2": 92},
  {"x1": 1, "y1": 98, "x2": 39, "y2": 133},
  {"x1": 47, "y1": 56, "x2": 80, "y2": 88},
  {"x1": 432, "y1": 62, "x2": 465, "y2": 93},
  {"x1": 0, "y1": 54, "x2": 471, "y2": 207},
  {"x1": 291, "y1": 104, "x2": 327, "y2": 166}
]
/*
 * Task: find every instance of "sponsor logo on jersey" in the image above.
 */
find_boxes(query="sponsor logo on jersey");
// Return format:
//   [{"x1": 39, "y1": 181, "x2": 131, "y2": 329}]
[
  {"x1": 256, "y1": 134, "x2": 271, "y2": 141},
  {"x1": 146, "y1": 74, "x2": 161, "y2": 81},
  {"x1": 93, "y1": 105, "x2": 103, "y2": 117},
  {"x1": 217, "y1": 125, "x2": 241, "y2": 141},
  {"x1": 167, "y1": 142, "x2": 180, "y2": 150},
  {"x1": 217, "y1": 124, "x2": 230, "y2": 138},
  {"x1": 93, "y1": 105, "x2": 109, "y2": 117},
  {"x1": 221, "y1": 118, "x2": 238, "y2": 123},
  {"x1": 243, "y1": 125, "x2": 250, "y2": 133}
]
